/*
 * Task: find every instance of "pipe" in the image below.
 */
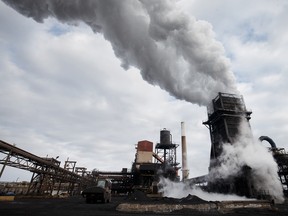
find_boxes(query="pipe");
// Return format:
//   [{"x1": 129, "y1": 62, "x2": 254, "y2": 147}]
[
  {"x1": 259, "y1": 136, "x2": 277, "y2": 150},
  {"x1": 153, "y1": 152, "x2": 164, "y2": 163},
  {"x1": 181, "y1": 122, "x2": 189, "y2": 181}
]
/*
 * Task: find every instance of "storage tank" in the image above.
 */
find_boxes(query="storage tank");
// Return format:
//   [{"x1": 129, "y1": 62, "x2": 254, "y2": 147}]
[
  {"x1": 136, "y1": 140, "x2": 153, "y2": 163},
  {"x1": 160, "y1": 129, "x2": 171, "y2": 145}
]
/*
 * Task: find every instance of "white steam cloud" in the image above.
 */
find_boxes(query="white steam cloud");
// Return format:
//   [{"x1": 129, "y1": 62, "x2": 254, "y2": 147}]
[
  {"x1": 2, "y1": 0, "x2": 237, "y2": 106},
  {"x1": 3, "y1": 0, "x2": 283, "y2": 203},
  {"x1": 159, "y1": 177, "x2": 251, "y2": 201},
  {"x1": 209, "y1": 120, "x2": 284, "y2": 203},
  {"x1": 159, "y1": 121, "x2": 284, "y2": 204}
]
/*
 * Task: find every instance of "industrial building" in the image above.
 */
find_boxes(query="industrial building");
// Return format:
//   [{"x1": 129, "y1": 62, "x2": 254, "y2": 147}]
[
  {"x1": 1, "y1": 92, "x2": 288, "y2": 200},
  {"x1": 203, "y1": 93, "x2": 252, "y2": 168},
  {"x1": 259, "y1": 136, "x2": 288, "y2": 196},
  {"x1": 203, "y1": 93, "x2": 254, "y2": 197},
  {"x1": 202, "y1": 92, "x2": 288, "y2": 198},
  {"x1": 131, "y1": 129, "x2": 180, "y2": 193}
]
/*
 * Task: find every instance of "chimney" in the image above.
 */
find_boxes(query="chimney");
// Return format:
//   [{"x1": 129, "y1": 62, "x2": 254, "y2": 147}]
[{"x1": 181, "y1": 122, "x2": 189, "y2": 181}]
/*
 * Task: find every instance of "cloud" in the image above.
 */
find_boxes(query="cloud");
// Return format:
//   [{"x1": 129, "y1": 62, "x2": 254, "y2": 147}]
[
  {"x1": 2, "y1": 0, "x2": 239, "y2": 106},
  {"x1": 208, "y1": 120, "x2": 284, "y2": 203},
  {"x1": 159, "y1": 177, "x2": 252, "y2": 201},
  {"x1": 181, "y1": 0, "x2": 288, "y2": 146},
  {"x1": 0, "y1": 0, "x2": 288, "y2": 187},
  {"x1": 0, "y1": 1, "x2": 211, "y2": 182}
]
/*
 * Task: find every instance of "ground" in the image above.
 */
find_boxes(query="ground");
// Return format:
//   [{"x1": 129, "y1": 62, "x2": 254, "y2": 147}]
[{"x1": 0, "y1": 195, "x2": 288, "y2": 216}]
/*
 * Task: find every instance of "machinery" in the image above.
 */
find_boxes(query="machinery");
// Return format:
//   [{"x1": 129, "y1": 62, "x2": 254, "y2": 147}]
[
  {"x1": 88, "y1": 129, "x2": 180, "y2": 196},
  {"x1": 260, "y1": 136, "x2": 288, "y2": 196},
  {"x1": 131, "y1": 129, "x2": 180, "y2": 193},
  {"x1": 203, "y1": 93, "x2": 254, "y2": 197},
  {"x1": 201, "y1": 92, "x2": 288, "y2": 199},
  {"x1": 2, "y1": 92, "x2": 288, "y2": 200},
  {"x1": 82, "y1": 179, "x2": 112, "y2": 203},
  {"x1": 91, "y1": 92, "x2": 288, "y2": 200}
]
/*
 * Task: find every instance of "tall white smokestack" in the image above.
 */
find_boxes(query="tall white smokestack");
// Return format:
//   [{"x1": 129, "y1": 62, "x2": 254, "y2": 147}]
[{"x1": 181, "y1": 121, "x2": 189, "y2": 181}]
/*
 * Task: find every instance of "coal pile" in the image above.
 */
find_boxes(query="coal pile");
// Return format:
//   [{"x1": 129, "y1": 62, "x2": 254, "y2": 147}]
[
  {"x1": 123, "y1": 190, "x2": 208, "y2": 204},
  {"x1": 124, "y1": 190, "x2": 153, "y2": 203},
  {"x1": 179, "y1": 194, "x2": 208, "y2": 204},
  {"x1": 0, "y1": 194, "x2": 286, "y2": 215},
  {"x1": 117, "y1": 191, "x2": 216, "y2": 213},
  {"x1": 117, "y1": 191, "x2": 276, "y2": 214}
]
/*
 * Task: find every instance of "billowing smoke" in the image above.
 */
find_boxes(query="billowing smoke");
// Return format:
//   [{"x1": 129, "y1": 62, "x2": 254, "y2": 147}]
[
  {"x1": 209, "y1": 120, "x2": 284, "y2": 203},
  {"x1": 159, "y1": 177, "x2": 252, "y2": 201},
  {"x1": 159, "y1": 121, "x2": 284, "y2": 203},
  {"x1": 3, "y1": 0, "x2": 283, "y2": 203},
  {"x1": 2, "y1": 0, "x2": 237, "y2": 106}
]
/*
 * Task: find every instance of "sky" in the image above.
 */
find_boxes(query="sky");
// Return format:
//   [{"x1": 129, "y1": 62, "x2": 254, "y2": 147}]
[{"x1": 0, "y1": 0, "x2": 288, "y2": 182}]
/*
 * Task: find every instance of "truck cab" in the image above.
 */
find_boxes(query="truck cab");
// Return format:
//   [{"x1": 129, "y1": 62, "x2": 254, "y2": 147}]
[{"x1": 82, "y1": 179, "x2": 112, "y2": 203}]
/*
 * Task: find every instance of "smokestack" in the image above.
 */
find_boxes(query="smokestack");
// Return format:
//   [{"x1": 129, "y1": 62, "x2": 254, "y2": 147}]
[{"x1": 181, "y1": 122, "x2": 189, "y2": 181}]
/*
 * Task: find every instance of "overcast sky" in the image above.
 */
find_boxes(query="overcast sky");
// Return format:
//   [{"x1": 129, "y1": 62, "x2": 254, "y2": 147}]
[{"x1": 1, "y1": 0, "x2": 288, "y2": 182}]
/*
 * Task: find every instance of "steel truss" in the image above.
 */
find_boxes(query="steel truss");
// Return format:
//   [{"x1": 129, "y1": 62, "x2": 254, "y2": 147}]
[{"x1": 0, "y1": 140, "x2": 94, "y2": 195}]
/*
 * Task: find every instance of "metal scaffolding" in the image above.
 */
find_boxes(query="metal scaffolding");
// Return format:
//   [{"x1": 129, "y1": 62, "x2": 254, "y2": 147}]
[
  {"x1": 203, "y1": 93, "x2": 252, "y2": 168},
  {"x1": 203, "y1": 93, "x2": 254, "y2": 197},
  {"x1": 0, "y1": 140, "x2": 94, "y2": 195}
]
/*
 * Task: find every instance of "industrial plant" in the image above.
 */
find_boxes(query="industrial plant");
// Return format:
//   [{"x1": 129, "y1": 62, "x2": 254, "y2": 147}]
[{"x1": 1, "y1": 92, "x2": 288, "y2": 212}]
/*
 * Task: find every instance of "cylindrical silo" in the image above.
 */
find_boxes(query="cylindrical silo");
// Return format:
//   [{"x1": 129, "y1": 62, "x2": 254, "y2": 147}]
[{"x1": 160, "y1": 129, "x2": 171, "y2": 145}]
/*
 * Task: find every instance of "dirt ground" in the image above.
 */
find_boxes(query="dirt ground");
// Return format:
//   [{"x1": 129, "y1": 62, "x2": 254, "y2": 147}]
[{"x1": 0, "y1": 195, "x2": 288, "y2": 216}]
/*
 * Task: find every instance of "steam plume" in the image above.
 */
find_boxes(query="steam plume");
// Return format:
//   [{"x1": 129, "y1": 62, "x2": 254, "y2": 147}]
[
  {"x1": 159, "y1": 121, "x2": 285, "y2": 203},
  {"x1": 159, "y1": 122, "x2": 285, "y2": 203},
  {"x1": 159, "y1": 177, "x2": 252, "y2": 201},
  {"x1": 209, "y1": 120, "x2": 284, "y2": 203},
  {"x1": 3, "y1": 0, "x2": 237, "y2": 106},
  {"x1": 4, "y1": 0, "x2": 283, "y2": 202}
]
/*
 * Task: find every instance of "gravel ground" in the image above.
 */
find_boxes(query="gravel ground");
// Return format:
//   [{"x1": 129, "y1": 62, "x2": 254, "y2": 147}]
[{"x1": 0, "y1": 195, "x2": 288, "y2": 216}]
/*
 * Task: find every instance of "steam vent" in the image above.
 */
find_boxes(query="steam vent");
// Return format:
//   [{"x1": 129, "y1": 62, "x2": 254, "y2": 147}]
[
  {"x1": 204, "y1": 93, "x2": 252, "y2": 167},
  {"x1": 1, "y1": 92, "x2": 288, "y2": 214},
  {"x1": 203, "y1": 92, "x2": 288, "y2": 199},
  {"x1": 203, "y1": 93, "x2": 254, "y2": 197}
]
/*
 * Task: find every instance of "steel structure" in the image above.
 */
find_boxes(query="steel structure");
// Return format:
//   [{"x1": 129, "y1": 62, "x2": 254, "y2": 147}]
[
  {"x1": 154, "y1": 129, "x2": 180, "y2": 182},
  {"x1": 203, "y1": 93, "x2": 254, "y2": 197},
  {"x1": 155, "y1": 129, "x2": 179, "y2": 170},
  {"x1": 260, "y1": 136, "x2": 288, "y2": 196},
  {"x1": 188, "y1": 94, "x2": 288, "y2": 199},
  {"x1": 203, "y1": 93, "x2": 252, "y2": 168},
  {"x1": 132, "y1": 140, "x2": 161, "y2": 192},
  {"x1": 0, "y1": 140, "x2": 94, "y2": 195},
  {"x1": 274, "y1": 149, "x2": 288, "y2": 196},
  {"x1": 131, "y1": 130, "x2": 180, "y2": 194},
  {"x1": 93, "y1": 169, "x2": 133, "y2": 194}
]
